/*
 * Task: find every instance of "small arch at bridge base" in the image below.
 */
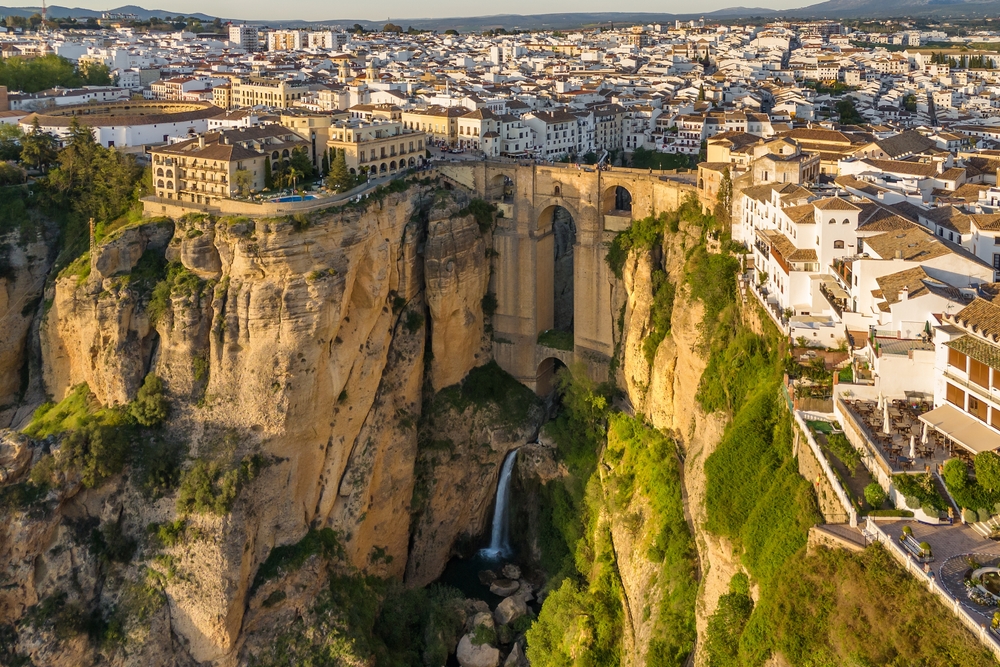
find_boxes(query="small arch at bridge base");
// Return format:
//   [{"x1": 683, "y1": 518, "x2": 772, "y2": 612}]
[{"x1": 536, "y1": 357, "x2": 567, "y2": 397}]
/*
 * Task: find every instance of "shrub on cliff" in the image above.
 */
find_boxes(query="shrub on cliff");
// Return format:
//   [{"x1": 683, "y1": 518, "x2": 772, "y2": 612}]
[
  {"x1": 704, "y1": 574, "x2": 755, "y2": 667},
  {"x1": 176, "y1": 455, "x2": 265, "y2": 515},
  {"x1": 129, "y1": 374, "x2": 169, "y2": 427}
]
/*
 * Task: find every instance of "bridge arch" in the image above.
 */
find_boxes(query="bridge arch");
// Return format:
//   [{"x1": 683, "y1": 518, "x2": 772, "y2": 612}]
[
  {"x1": 603, "y1": 185, "x2": 633, "y2": 215},
  {"x1": 488, "y1": 172, "x2": 514, "y2": 201},
  {"x1": 535, "y1": 357, "x2": 567, "y2": 396},
  {"x1": 534, "y1": 203, "x2": 577, "y2": 336}
]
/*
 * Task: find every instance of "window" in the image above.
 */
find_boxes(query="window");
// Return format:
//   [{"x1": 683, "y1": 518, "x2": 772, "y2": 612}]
[
  {"x1": 946, "y1": 383, "x2": 965, "y2": 408},
  {"x1": 834, "y1": 240, "x2": 845, "y2": 249},
  {"x1": 948, "y1": 348, "x2": 968, "y2": 372},
  {"x1": 971, "y1": 359, "x2": 990, "y2": 388},
  {"x1": 969, "y1": 395, "x2": 988, "y2": 421}
]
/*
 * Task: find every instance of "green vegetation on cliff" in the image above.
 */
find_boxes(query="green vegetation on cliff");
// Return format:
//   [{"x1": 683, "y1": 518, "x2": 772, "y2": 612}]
[
  {"x1": 527, "y1": 365, "x2": 697, "y2": 667},
  {"x1": 16, "y1": 377, "x2": 178, "y2": 494},
  {"x1": 247, "y1": 536, "x2": 465, "y2": 667},
  {"x1": 695, "y1": 256, "x2": 994, "y2": 665}
]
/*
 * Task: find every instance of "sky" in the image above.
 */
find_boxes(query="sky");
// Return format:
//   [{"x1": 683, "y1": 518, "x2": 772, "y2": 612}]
[{"x1": 2, "y1": 0, "x2": 809, "y2": 22}]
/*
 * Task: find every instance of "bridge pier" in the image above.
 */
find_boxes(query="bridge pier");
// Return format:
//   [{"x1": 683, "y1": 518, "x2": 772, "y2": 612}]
[{"x1": 438, "y1": 161, "x2": 696, "y2": 394}]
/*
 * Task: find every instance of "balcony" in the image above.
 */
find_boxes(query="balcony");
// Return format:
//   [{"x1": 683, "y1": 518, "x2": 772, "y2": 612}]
[
  {"x1": 943, "y1": 369, "x2": 993, "y2": 404},
  {"x1": 820, "y1": 281, "x2": 848, "y2": 317}
]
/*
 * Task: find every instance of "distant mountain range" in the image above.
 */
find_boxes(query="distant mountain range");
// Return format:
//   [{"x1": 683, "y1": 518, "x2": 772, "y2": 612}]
[
  {"x1": 0, "y1": 4, "x2": 215, "y2": 21},
  {"x1": 3, "y1": 0, "x2": 1000, "y2": 29}
]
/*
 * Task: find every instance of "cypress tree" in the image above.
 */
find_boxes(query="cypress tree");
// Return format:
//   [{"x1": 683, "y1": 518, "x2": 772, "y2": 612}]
[
  {"x1": 264, "y1": 158, "x2": 273, "y2": 190},
  {"x1": 326, "y1": 150, "x2": 351, "y2": 192}
]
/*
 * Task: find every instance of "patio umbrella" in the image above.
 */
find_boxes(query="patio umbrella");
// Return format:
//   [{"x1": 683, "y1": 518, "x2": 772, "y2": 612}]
[
  {"x1": 909, "y1": 435, "x2": 916, "y2": 459},
  {"x1": 921, "y1": 422, "x2": 929, "y2": 446},
  {"x1": 883, "y1": 400, "x2": 892, "y2": 436}
]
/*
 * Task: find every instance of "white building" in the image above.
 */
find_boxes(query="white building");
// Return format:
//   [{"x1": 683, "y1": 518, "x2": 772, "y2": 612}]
[{"x1": 229, "y1": 25, "x2": 260, "y2": 52}]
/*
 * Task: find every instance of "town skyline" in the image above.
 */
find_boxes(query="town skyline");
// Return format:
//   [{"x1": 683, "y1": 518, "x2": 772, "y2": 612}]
[{"x1": 0, "y1": 1, "x2": 924, "y2": 23}]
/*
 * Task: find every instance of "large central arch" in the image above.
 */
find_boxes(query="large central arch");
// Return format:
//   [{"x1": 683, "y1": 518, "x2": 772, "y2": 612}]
[{"x1": 535, "y1": 203, "x2": 576, "y2": 338}]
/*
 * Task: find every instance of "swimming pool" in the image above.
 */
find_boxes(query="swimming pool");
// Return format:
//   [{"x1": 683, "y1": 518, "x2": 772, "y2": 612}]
[{"x1": 269, "y1": 194, "x2": 317, "y2": 203}]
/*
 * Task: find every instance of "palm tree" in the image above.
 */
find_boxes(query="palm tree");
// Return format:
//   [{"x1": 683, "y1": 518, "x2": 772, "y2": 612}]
[{"x1": 287, "y1": 167, "x2": 303, "y2": 193}]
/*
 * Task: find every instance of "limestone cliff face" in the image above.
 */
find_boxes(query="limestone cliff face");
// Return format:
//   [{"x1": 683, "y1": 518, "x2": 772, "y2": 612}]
[
  {"x1": 1, "y1": 182, "x2": 516, "y2": 666},
  {"x1": 424, "y1": 201, "x2": 492, "y2": 392},
  {"x1": 41, "y1": 221, "x2": 173, "y2": 407},
  {"x1": 613, "y1": 223, "x2": 732, "y2": 667},
  {"x1": 0, "y1": 228, "x2": 52, "y2": 427}
]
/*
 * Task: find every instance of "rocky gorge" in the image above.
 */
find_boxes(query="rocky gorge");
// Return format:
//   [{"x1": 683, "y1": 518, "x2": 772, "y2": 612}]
[
  {"x1": 3, "y1": 169, "x2": 991, "y2": 667},
  {"x1": 0, "y1": 178, "x2": 562, "y2": 666}
]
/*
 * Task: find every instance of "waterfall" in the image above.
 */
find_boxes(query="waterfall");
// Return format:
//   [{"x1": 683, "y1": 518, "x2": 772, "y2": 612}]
[{"x1": 480, "y1": 449, "x2": 518, "y2": 560}]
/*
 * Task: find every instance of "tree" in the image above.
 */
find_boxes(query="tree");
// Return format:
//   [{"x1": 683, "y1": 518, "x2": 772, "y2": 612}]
[
  {"x1": 321, "y1": 151, "x2": 329, "y2": 176},
  {"x1": 714, "y1": 168, "x2": 732, "y2": 223},
  {"x1": 289, "y1": 147, "x2": 314, "y2": 181},
  {"x1": 20, "y1": 119, "x2": 58, "y2": 172},
  {"x1": 130, "y1": 374, "x2": 170, "y2": 427},
  {"x1": 976, "y1": 451, "x2": 1000, "y2": 492},
  {"x1": 0, "y1": 123, "x2": 24, "y2": 161},
  {"x1": 835, "y1": 98, "x2": 864, "y2": 125},
  {"x1": 287, "y1": 166, "x2": 303, "y2": 192},
  {"x1": 864, "y1": 482, "x2": 887, "y2": 508},
  {"x1": 326, "y1": 150, "x2": 353, "y2": 192},
  {"x1": 263, "y1": 157, "x2": 273, "y2": 190},
  {"x1": 233, "y1": 168, "x2": 252, "y2": 196},
  {"x1": 77, "y1": 60, "x2": 111, "y2": 86}
]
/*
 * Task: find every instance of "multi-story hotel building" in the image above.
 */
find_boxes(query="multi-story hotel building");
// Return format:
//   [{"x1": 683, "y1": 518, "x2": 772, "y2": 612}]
[
  {"x1": 231, "y1": 77, "x2": 310, "y2": 110},
  {"x1": 150, "y1": 126, "x2": 310, "y2": 204},
  {"x1": 327, "y1": 119, "x2": 424, "y2": 175}
]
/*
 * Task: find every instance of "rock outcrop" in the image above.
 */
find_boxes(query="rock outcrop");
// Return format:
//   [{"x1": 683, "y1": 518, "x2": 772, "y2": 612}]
[
  {"x1": 2, "y1": 181, "x2": 530, "y2": 666},
  {"x1": 424, "y1": 201, "x2": 492, "y2": 391},
  {"x1": 0, "y1": 227, "x2": 52, "y2": 427},
  {"x1": 41, "y1": 221, "x2": 173, "y2": 406},
  {"x1": 457, "y1": 634, "x2": 500, "y2": 667}
]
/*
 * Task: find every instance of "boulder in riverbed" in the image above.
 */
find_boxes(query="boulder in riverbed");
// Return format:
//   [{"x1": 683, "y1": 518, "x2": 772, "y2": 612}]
[
  {"x1": 494, "y1": 595, "x2": 528, "y2": 626},
  {"x1": 457, "y1": 634, "x2": 500, "y2": 667},
  {"x1": 489, "y1": 578, "x2": 519, "y2": 597},
  {"x1": 504, "y1": 642, "x2": 529, "y2": 667},
  {"x1": 501, "y1": 564, "x2": 521, "y2": 580}
]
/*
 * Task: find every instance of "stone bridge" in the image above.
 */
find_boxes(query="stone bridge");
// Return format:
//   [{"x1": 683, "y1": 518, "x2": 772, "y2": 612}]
[{"x1": 439, "y1": 161, "x2": 697, "y2": 394}]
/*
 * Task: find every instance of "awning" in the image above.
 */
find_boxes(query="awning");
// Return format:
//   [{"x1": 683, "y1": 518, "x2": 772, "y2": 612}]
[
  {"x1": 823, "y1": 281, "x2": 849, "y2": 299},
  {"x1": 919, "y1": 403, "x2": 1000, "y2": 455}
]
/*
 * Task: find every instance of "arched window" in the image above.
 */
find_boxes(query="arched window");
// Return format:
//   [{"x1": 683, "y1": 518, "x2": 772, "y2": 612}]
[
  {"x1": 843, "y1": 218, "x2": 850, "y2": 224},
  {"x1": 828, "y1": 218, "x2": 835, "y2": 224},
  {"x1": 166, "y1": 169, "x2": 173, "y2": 178},
  {"x1": 834, "y1": 240, "x2": 845, "y2": 249},
  {"x1": 157, "y1": 179, "x2": 164, "y2": 187},
  {"x1": 554, "y1": 185, "x2": 561, "y2": 196},
  {"x1": 156, "y1": 168, "x2": 163, "y2": 176},
  {"x1": 272, "y1": 151, "x2": 279, "y2": 159}
]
